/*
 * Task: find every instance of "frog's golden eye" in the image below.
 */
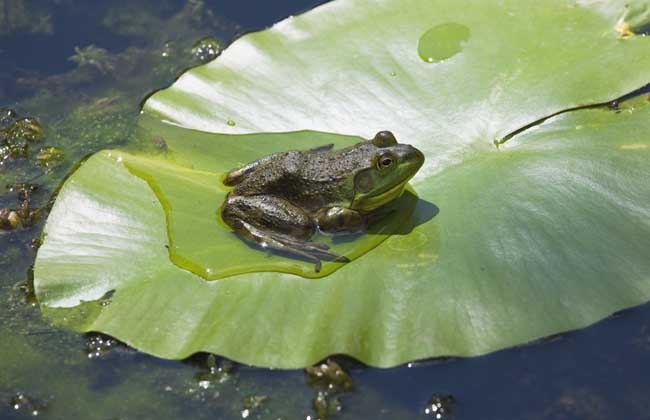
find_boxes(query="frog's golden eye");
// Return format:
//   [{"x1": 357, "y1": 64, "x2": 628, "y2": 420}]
[
  {"x1": 376, "y1": 152, "x2": 396, "y2": 170},
  {"x1": 372, "y1": 131, "x2": 398, "y2": 147}
]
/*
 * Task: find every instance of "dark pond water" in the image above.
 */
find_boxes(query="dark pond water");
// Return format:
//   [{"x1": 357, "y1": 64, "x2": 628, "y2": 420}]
[{"x1": 2, "y1": 1, "x2": 650, "y2": 419}]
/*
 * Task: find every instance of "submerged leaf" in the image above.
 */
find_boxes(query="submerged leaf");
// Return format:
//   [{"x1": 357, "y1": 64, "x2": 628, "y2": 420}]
[
  {"x1": 120, "y1": 121, "x2": 422, "y2": 279},
  {"x1": 34, "y1": 0, "x2": 650, "y2": 368}
]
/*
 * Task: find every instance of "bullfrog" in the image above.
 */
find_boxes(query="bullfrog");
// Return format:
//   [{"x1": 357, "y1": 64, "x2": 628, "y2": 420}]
[{"x1": 220, "y1": 131, "x2": 424, "y2": 272}]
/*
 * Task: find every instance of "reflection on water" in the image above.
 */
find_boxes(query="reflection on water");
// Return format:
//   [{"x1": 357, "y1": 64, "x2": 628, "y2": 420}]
[
  {"x1": 306, "y1": 360, "x2": 353, "y2": 419},
  {"x1": 8, "y1": 392, "x2": 48, "y2": 417},
  {"x1": 424, "y1": 394, "x2": 454, "y2": 418},
  {"x1": 85, "y1": 333, "x2": 121, "y2": 359}
]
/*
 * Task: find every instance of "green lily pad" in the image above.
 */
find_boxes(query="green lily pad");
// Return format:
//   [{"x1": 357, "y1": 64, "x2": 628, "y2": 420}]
[{"x1": 34, "y1": 0, "x2": 650, "y2": 368}]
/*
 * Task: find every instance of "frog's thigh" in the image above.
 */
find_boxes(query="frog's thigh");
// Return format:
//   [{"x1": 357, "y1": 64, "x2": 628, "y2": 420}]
[
  {"x1": 315, "y1": 206, "x2": 366, "y2": 234},
  {"x1": 221, "y1": 195, "x2": 314, "y2": 240}
]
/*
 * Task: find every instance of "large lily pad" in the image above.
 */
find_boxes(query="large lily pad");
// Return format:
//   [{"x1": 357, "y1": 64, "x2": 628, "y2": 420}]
[{"x1": 34, "y1": 0, "x2": 650, "y2": 368}]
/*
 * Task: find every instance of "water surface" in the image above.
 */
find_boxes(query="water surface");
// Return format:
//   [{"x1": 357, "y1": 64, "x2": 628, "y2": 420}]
[{"x1": 1, "y1": 1, "x2": 649, "y2": 419}]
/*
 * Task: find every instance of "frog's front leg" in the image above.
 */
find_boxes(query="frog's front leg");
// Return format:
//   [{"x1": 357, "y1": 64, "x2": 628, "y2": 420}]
[
  {"x1": 315, "y1": 206, "x2": 395, "y2": 234},
  {"x1": 315, "y1": 207, "x2": 367, "y2": 234},
  {"x1": 221, "y1": 195, "x2": 349, "y2": 272}
]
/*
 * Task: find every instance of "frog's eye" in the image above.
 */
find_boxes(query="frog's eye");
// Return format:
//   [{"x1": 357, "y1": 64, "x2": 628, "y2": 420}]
[
  {"x1": 376, "y1": 152, "x2": 396, "y2": 170},
  {"x1": 372, "y1": 131, "x2": 398, "y2": 147}
]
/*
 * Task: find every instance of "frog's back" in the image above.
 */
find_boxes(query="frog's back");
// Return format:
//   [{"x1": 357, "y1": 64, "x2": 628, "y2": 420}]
[
  {"x1": 232, "y1": 143, "x2": 373, "y2": 211},
  {"x1": 299, "y1": 142, "x2": 374, "y2": 182},
  {"x1": 230, "y1": 151, "x2": 297, "y2": 195}
]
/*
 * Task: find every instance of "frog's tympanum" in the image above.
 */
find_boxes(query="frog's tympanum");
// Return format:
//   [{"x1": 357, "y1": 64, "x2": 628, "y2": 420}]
[{"x1": 220, "y1": 131, "x2": 424, "y2": 272}]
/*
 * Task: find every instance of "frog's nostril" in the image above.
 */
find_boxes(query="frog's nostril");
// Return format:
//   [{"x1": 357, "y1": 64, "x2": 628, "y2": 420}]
[{"x1": 409, "y1": 147, "x2": 425, "y2": 164}]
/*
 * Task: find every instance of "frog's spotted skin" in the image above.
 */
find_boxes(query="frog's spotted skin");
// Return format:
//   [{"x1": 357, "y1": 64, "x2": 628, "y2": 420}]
[{"x1": 220, "y1": 131, "x2": 424, "y2": 271}]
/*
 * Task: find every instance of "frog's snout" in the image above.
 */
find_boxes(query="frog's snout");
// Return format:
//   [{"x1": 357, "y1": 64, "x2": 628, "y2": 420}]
[
  {"x1": 412, "y1": 147, "x2": 425, "y2": 166},
  {"x1": 396, "y1": 145, "x2": 425, "y2": 171}
]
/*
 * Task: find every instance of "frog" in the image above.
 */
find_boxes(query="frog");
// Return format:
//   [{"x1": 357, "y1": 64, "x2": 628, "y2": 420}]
[{"x1": 220, "y1": 131, "x2": 425, "y2": 272}]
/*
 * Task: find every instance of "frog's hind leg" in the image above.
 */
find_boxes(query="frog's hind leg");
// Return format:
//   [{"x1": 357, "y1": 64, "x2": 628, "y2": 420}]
[
  {"x1": 236, "y1": 220, "x2": 347, "y2": 272},
  {"x1": 221, "y1": 195, "x2": 349, "y2": 272}
]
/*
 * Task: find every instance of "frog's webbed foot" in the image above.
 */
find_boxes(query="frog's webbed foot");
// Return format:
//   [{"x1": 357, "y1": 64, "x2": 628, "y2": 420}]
[{"x1": 238, "y1": 220, "x2": 349, "y2": 272}]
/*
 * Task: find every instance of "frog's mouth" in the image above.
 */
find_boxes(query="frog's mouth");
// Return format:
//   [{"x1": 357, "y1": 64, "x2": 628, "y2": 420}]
[{"x1": 351, "y1": 180, "x2": 408, "y2": 212}]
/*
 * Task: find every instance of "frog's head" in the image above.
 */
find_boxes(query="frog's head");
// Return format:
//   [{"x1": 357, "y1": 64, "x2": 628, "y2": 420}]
[{"x1": 350, "y1": 131, "x2": 424, "y2": 212}]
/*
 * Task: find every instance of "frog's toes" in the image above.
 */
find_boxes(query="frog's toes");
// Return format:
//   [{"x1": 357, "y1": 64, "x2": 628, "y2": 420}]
[
  {"x1": 305, "y1": 245, "x2": 350, "y2": 264},
  {"x1": 303, "y1": 240, "x2": 330, "y2": 251},
  {"x1": 310, "y1": 253, "x2": 349, "y2": 273}
]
